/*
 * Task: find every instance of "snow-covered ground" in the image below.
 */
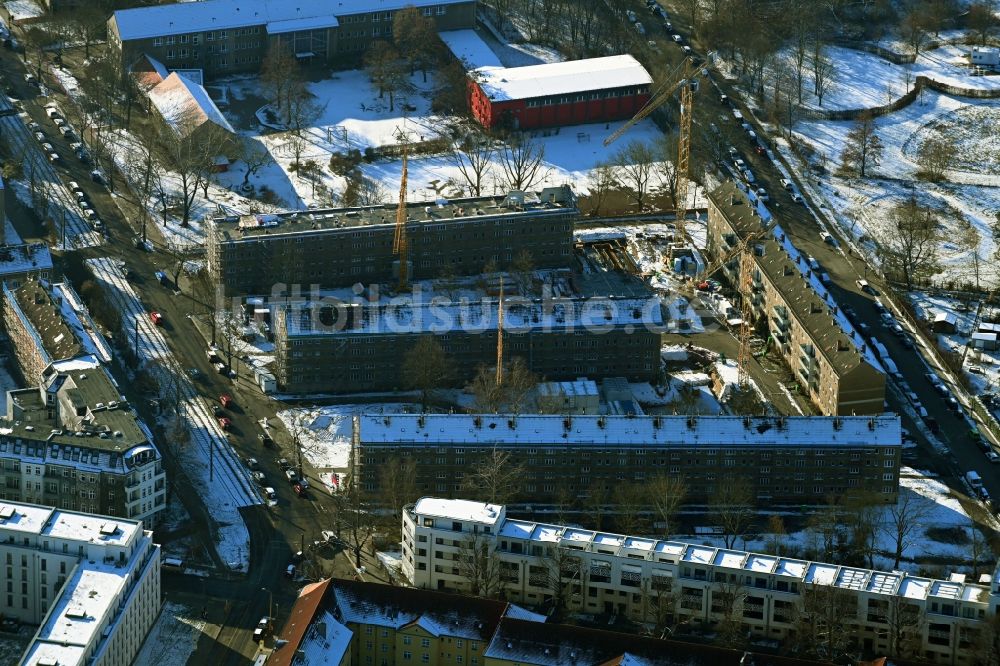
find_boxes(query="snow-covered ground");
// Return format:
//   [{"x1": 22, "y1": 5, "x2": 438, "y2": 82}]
[
  {"x1": 687, "y1": 467, "x2": 990, "y2": 570},
  {"x1": 792, "y1": 89, "x2": 1000, "y2": 288},
  {"x1": 763, "y1": 44, "x2": 1000, "y2": 113},
  {"x1": 277, "y1": 403, "x2": 420, "y2": 473},
  {"x1": 133, "y1": 602, "x2": 208, "y2": 666}
]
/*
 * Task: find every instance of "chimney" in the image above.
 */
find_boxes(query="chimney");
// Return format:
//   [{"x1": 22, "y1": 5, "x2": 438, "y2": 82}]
[{"x1": 810, "y1": 303, "x2": 821, "y2": 314}]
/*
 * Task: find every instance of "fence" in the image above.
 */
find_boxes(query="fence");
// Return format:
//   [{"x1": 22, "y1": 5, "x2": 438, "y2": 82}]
[{"x1": 812, "y1": 74, "x2": 1000, "y2": 121}]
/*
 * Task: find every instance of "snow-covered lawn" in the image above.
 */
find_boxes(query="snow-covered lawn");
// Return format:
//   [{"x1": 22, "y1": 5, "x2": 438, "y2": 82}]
[
  {"x1": 765, "y1": 44, "x2": 1000, "y2": 113},
  {"x1": 688, "y1": 467, "x2": 989, "y2": 570},
  {"x1": 133, "y1": 602, "x2": 208, "y2": 666},
  {"x1": 793, "y1": 90, "x2": 1000, "y2": 287}
]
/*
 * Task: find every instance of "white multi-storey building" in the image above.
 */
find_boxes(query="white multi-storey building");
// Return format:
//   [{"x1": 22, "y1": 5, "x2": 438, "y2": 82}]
[
  {"x1": 0, "y1": 500, "x2": 161, "y2": 666},
  {"x1": 402, "y1": 498, "x2": 999, "y2": 665}
]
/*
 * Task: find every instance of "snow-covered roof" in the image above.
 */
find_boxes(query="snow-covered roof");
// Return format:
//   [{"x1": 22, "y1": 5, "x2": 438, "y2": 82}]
[
  {"x1": 112, "y1": 0, "x2": 467, "y2": 41},
  {"x1": 293, "y1": 611, "x2": 352, "y2": 666},
  {"x1": 438, "y1": 29, "x2": 503, "y2": 69},
  {"x1": 412, "y1": 497, "x2": 504, "y2": 526},
  {"x1": 358, "y1": 413, "x2": 902, "y2": 449},
  {"x1": 473, "y1": 55, "x2": 652, "y2": 102},
  {"x1": 148, "y1": 72, "x2": 234, "y2": 138}
]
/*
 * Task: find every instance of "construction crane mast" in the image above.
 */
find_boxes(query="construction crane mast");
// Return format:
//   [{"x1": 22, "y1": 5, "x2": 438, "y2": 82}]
[
  {"x1": 496, "y1": 277, "x2": 504, "y2": 386},
  {"x1": 393, "y1": 140, "x2": 409, "y2": 290},
  {"x1": 604, "y1": 56, "x2": 701, "y2": 237}
]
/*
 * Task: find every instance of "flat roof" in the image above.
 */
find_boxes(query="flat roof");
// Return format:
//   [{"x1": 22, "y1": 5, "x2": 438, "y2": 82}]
[
  {"x1": 416, "y1": 497, "x2": 991, "y2": 605},
  {"x1": 358, "y1": 414, "x2": 902, "y2": 448},
  {"x1": 413, "y1": 498, "x2": 504, "y2": 526},
  {"x1": 112, "y1": 0, "x2": 469, "y2": 41},
  {"x1": 210, "y1": 188, "x2": 577, "y2": 242},
  {"x1": 473, "y1": 55, "x2": 652, "y2": 102},
  {"x1": 0, "y1": 501, "x2": 140, "y2": 545}
]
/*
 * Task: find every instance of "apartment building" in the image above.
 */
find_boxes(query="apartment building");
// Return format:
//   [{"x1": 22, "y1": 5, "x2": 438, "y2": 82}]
[
  {"x1": 403, "y1": 498, "x2": 998, "y2": 666},
  {"x1": 706, "y1": 181, "x2": 885, "y2": 416},
  {"x1": 273, "y1": 577, "x2": 815, "y2": 666},
  {"x1": 0, "y1": 501, "x2": 161, "y2": 666},
  {"x1": 273, "y1": 292, "x2": 662, "y2": 393},
  {"x1": 206, "y1": 188, "x2": 577, "y2": 297},
  {"x1": 2, "y1": 279, "x2": 111, "y2": 386},
  {"x1": 0, "y1": 217, "x2": 53, "y2": 292},
  {"x1": 108, "y1": 0, "x2": 476, "y2": 78},
  {"x1": 0, "y1": 359, "x2": 166, "y2": 524},
  {"x1": 353, "y1": 414, "x2": 902, "y2": 507}
]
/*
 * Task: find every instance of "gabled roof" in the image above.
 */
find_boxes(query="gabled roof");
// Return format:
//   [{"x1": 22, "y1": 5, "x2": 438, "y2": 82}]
[
  {"x1": 474, "y1": 55, "x2": 652, "y2": 102},
  {"x1": 130, "y1": 54, "x2": 170, "y2": 92},
  {"x1": 147, "y1": 72, "x2": 234, "y2": 138},
  {"x1": 331, "y1": 578, "x2": 508, "y2": 641},
  {"x1": 268, "y1": 580, "x2": 331, "y2": 666}
]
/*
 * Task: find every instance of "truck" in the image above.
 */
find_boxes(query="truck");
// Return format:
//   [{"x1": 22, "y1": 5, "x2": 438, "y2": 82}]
[{"x1": 966, "y1": 470, "x2": 983, "y2": 490}]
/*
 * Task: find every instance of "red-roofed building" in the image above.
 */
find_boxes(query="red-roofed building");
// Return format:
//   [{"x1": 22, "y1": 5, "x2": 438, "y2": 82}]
[{"x1": 468, "y1": 55, "x2": 652, "y2": 130}]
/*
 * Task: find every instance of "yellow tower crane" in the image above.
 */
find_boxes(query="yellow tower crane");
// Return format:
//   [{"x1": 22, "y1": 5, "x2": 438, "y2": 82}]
[
  {"x1": 393, "y1": 139, "x2": 410, "y2": 291},
  {"x1": 604, "y1": 56, "x2": 702, "y2": 238}
]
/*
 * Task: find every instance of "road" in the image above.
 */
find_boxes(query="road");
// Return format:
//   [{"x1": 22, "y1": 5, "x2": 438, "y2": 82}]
[
  {"x1": 659, "y1": 2, "x2": 1000, "y2": 509},
  {"x1": 0, "y1": 43, "x2": 359, "y2": 664}
]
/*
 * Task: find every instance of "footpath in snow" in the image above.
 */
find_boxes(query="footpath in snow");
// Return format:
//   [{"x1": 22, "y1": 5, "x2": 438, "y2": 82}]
[{"x1": 86, "y1": 257, "x2": 260, "y2": 571}]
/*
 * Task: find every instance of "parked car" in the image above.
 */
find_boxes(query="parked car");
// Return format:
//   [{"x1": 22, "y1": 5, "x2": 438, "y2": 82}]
[
  {"x1": 253, "y1": 617, "x2": 270, "y2": 641},
  {"x1": 285, "y1": 469, "x2": 298, "y2": 483},
  {"x1": 259, "y1": 433, "x2": 274, "y2": 448},
  {"x1": 285, "y1": 564, "x2": 296, "y2": 578},
  {"x1": 264, "y1": 487, "x2": 276, "y2": 501},
  {"x1": 245, "y1": 457, "x2": 258, "y2": 469},
  {"x1": 219, "y1": 393, "x2": 234, "y2": 408},
  {"x1": 634, "y1": 22, "x2": 646, "y2": 35},
  {"x1": 150, "y1": 311, "x2": 163, "y2": 325},
  {"x1": 987, "y1": 451, "x2": 999, "y2": 463},
  {"x1": 780, "y1": 178, "x2": 794, "y2": 190},
  {"x1": 217, "y1": 416, "x2": 232, "y2": 430},
  {"x1": 278, "y1": 458, "x2": 291, "y2": 470},
  {"x1": 856, "y1": 279, "x2": 873, "y2": 294},
  {"x1": 755, "y1": 188, "x2": 769, "y2": 201},
  {"x1": 293, "y1": 483, "x2": 307, "y2": 497},
  {"x1": 33, "y1": 131, "x2": 44, "y2": 142},
  {"x1": 251, "y1": 471, "x2": 266, "y2": 482},
  {"x1": 672, "y1": 34, "x2": 682, "y2": 43}
]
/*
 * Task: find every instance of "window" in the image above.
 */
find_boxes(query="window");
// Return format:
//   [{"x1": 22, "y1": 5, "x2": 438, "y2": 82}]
[
  {"x1": 166, "y1": 36, "x2": 175, "y2": 45},
  {"x1": 153, "y1": 38, "x2": 163, "y2": 46},
  {"x1": 403, "y1": 652, "x2": 412, "y2": 661},
  {"x1": 421, "y1": 638, "x2": 430, "y2": 648}
]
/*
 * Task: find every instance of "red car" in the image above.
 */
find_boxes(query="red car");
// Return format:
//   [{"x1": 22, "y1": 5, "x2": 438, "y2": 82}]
[
  {"x1": 219, "y1": 394, "x2": 233, "y2": 408},
  {"x1": 293, "y1": 483, "x2": 307, "y2": 498},
  {"x1": 150, "y1": 311, "x2": 163, "y2": 325},
  {"x1": 217, "y1": 416, "x2": 232, "y2": 430}
]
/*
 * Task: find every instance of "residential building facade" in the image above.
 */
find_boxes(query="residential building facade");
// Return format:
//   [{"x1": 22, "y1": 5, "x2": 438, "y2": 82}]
[
  {"x1": 467, "y1": 55, "x2": 652, "y2": 130},
  {"x1": 706, "y1": 182, "x2": 885, "y2": 415},
  {"x1": 206, "y1": 188, "x2": 577, "y2": 297},
  {"x1": 0, "y1": 359, "x2": 166, "y2": 524},
  {"x1": 2, "y1": 280, "x2": 82, "y2": 385},
  {"x1": 108, "y1": 0, "x2": 477, "y2": 78},
  {"x1": 403, "y1": 498, "x2": 998, "y2": 666},
  {"x1": 354, "y1": 414, "x2": 902, "y2": 507},
  {"x1": 273, "y1": 295, "x2": 663, "y2": 393},
  {"x1": 0, "y1": 501, "x2": 160, "y2": 666}
]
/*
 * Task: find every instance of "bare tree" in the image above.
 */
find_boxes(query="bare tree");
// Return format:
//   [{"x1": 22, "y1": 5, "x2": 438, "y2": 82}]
[
  {"x1": 497, "y1": 136, "x2": 548, "y2": 191},
  {"x1": 840, "y1": 112, "x2": 883, "y2": 178},
  {"x1": 585, "y1": 161, "x2": 618, "y2": 217},
  {"x1": 792, "y1": 583, "x2": 857, "y2": 659},
  {"x1": 843, "y1": 489, "x2": 884, "y2": 569},
  {"x1": 916, "y1": 135, "x2": 957, "y2": 182},
  {"x1": 811, "y1": 41, "x2": 835, "y2": 107},
  {"x1": 877, "y1": 195, "x2": 941, "y2": 290},
  {"x1": 355, "y1": 176, "x2": 391, "y2": 207},
  {"x1": 392, "y1": 6, "x2": 438, "y2": 81},
  {"x1": 902, "y1": 6, "x2": 931, "y2": 56},
  {"x1": 883, "y1": 489, "x2": 932, "y2": 568},
  {"x1": 402, "y1": 336, "x2": 454, "y2": 409},
  {"x1": 614, "y1": 140, "x2": 655, "y2": 209},
  {"x1": 460, "y1": 448, "x2": 523, "y2": 505},
  {"x1": 457, "y1": 532, "x2": 504, "y2": 597},
  {"x1": 654, "y1": 134, "x2": 680, "y2": 211},
  {"x1": 806, "y1": 495, "x2": 845, "y2": 562},
  {"x1": 238, "y1": 140, "x2": 274, "y2": 191},
  {"x1": 709, "y1": 478, "x2": 755, "y2": 549},
  {"x1": 614, "y1": 483, "x2": 650, "y2": 536},
  {"x1": 451, "y1": 137, "x2": 494, "y2": 196},
  {"x1": 364, "y1": 40, "x2": 410, "y2": 112},
  {"x1": 765, "y1": 515, "x2": 787, "y2": 556},
  {"x1": 260, "y1": 43, "x2": 301, "y2": 126},
  {"x1": 377, "y1": 456, "x2": 419, "y2": 519},
  {"x1": 711, "y1": 576, "x2": 747, "y2": 648},
  {"x1": 647, "y1": 474, "x2": 686, "y2": 537},
  {"x1": 535, "y1": 547, "x2": 583, "y2": 617},
  {"x1": 467, "y1": 357, "x2": 538, "y2": 413},
  {"x1": 968, "y1": 2, "x2": 999, "y2": 44},
  {"x1": 877, "y1": 594, "x2": 924, "y2": 660},
  {"x1": 957, "y1": 219, "x2": 984, "y2": 291},
  {"x1": 333, "y1": 480, "x2": 379, "y2": 569}
]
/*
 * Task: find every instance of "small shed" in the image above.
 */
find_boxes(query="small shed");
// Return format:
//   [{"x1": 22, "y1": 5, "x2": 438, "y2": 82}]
[
  {"x1": 255, "y1": 369, "x2": 276, "y2": 394},
  {"x1": 971, "y1": 46, "x2": 1000, "y2": 69},
  {"x1": 972, "y1": 332, "x2": 998, "y2": 351},
  {"x1": 932, "y1": 312, "x2": 958, "y2": 333}
]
